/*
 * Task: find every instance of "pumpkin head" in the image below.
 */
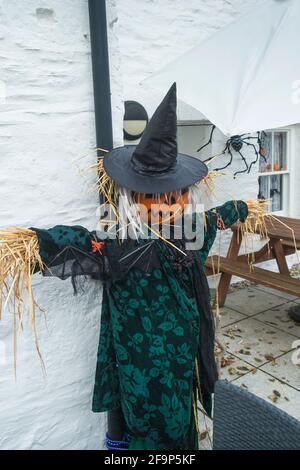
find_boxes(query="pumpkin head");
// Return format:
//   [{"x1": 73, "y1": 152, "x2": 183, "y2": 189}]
[{"x1": 134, "y1": 190, "x2": 189, "y2": 225}]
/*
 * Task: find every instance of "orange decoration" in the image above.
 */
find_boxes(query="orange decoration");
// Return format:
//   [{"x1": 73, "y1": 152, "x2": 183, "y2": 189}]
[
  {"x1": 217, "y1": 215, "x2": 226, "y2": 231},
  {"x1": 91, "y1": 240, "x2": 105, "y2": 253}
]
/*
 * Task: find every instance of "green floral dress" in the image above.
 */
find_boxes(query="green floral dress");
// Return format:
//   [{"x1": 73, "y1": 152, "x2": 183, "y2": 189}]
[{"x1": 33, "y1": 200, "x2": 248, "y2": 450}]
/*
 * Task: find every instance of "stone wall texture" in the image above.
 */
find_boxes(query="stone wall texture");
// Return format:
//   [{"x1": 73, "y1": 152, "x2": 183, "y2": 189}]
[{"x1": 0, "y1": 0, "x2": 298, "y2": 450}]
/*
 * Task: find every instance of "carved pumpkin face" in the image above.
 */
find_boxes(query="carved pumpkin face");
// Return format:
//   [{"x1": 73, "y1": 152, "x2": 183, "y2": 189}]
[{"x1": 134, "y1": 190, "x2": 189, "y2": 225}]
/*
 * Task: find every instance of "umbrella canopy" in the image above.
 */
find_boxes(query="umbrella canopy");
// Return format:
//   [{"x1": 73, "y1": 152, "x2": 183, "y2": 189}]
[{"x1": 146, "y1": 0, "x2": 300, "y2": 137}]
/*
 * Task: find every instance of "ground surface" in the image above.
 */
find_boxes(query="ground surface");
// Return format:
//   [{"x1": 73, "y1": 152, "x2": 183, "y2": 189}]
[{"x1": 199, "y1": 284, "x2": 300, "y2": 449}]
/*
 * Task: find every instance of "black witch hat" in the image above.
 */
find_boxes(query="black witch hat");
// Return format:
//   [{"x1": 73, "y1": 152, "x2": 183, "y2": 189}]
[{"x1": 104, "y1": 83, "x2": 208, "y2": 193}]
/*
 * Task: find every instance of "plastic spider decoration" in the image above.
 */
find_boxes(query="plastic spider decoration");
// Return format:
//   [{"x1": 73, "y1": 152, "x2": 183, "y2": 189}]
[{"x1": 198, "y1": 125, "x2": 267, "y2": 178}]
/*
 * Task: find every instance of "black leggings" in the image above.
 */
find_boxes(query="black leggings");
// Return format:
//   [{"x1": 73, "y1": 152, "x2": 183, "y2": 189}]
[{"x1": 107, "y1": 408, "x2": 126, "y2": 440}]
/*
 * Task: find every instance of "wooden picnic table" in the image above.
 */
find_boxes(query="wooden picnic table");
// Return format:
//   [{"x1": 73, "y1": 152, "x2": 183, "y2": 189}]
[{"x1": 206, "y1": 215, "x2": 300, "y2": 307}]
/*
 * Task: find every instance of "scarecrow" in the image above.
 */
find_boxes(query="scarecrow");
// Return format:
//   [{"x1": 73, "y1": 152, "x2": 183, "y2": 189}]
[{"x1": 0, "y1": 84, "x2": 253, "y2": 450}]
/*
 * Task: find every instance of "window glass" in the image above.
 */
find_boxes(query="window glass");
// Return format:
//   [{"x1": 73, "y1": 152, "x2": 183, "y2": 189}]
[
  {"x1": 259, "y1": 132, "x2": 272, "y2": 172},
  {"x1": 273, "y1": 132, "x2": 287, "y2": 171},
  {"x1": 259, "y1": 173, "x2": 284, "y2": 212},
  {"x1": 258, "y1": 130, "x2": 288, "y2": 213}
]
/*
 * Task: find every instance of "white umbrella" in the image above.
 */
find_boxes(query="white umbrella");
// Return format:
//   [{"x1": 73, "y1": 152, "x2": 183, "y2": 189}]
[{"x1": 146, "y1": 0, "x2": 300, "y2": 137}]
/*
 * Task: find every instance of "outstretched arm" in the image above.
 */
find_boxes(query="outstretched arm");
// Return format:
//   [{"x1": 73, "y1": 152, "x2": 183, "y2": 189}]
[
  {"x1": 201, "y1": 200, "x2": 249, "y2": 258},
  {"x1": 0, "y1": 224, "x2": 102, "y2": 318},
  {"x1": 32, "y1": 225, "x2": 96, "y2": 266},
  {"x1": 207, "y1": 200, "x2": 248, "y2": 231}
]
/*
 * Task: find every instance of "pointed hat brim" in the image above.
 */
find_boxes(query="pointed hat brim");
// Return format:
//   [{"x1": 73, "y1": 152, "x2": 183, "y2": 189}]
[{"x1": 103, "y1": 145, "x2": 208, "y2": 193}]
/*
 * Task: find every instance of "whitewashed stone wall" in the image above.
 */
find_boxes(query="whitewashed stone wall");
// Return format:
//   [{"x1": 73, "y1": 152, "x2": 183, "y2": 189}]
[{"x1": 0, "y1": 0, "x2": 123, "y2": 450}]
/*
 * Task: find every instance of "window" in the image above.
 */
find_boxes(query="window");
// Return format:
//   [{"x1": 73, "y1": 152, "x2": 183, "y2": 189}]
[{"x1": 258, "y1": 130, "x2": 290, "y2": 213}]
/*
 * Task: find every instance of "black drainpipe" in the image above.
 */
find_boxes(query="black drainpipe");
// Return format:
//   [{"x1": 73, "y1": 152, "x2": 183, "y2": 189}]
[
  {"x1": 88, "y1": 0, "x2": 125, "y2": 443},
  {"x1": 88, "y1": 0, "x2": 114, "y2": 157}
]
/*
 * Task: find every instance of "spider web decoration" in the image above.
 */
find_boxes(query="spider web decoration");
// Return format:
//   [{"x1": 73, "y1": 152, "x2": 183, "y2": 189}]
[{"x1": 197, "y1": 125, "x2": 267, "y2": 178}]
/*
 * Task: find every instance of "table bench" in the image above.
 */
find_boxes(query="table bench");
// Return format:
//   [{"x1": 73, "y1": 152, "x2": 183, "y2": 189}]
[{"x1": 205, "y1": 215, "x2": 300, "y2": 307}]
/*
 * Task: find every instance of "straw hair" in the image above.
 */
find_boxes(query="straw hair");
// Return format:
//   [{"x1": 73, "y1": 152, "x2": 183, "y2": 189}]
[
  {"x1": 96, "y1": 157, "x2": 117, "y2": 210},
  {"x1": 201, "y1": 171, "x2": 224, "y2": 201},
  {"x1": 0, "y1": 227, "x2": 45, "y2": 373}
]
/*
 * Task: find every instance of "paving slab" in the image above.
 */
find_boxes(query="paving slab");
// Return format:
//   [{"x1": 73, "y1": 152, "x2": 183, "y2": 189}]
[
  {"x1": 254, "y1": 302, "x2": 300, "y2": 338},
  {"x1": 218, "y1": 306, "x2": 247, "y2": 328},
  {"x1": 233, "y1": 369, "x2": 300, "y2": 420},
  {"x1": 254, "y1": 284, "x2": 299, "y2": 302},
  {"x1": 198, "y1": 413, "x2": 213, "y2": 451},
  {"x1": 219, "y1": 351, "x2": 257, "y2": 382},
  {"x1": 220, "y1": 316, "x2": 298, "y2": 367},
  {"x1": 224, "y1": 286, "x2": 288, "y2": 316},
  {"x1": 260, "y1": 351, "x2": 300, "y2": 392}
]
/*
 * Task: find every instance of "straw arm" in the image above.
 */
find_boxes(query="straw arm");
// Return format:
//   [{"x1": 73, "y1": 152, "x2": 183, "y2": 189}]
[
  {"x1": 0, "y1": 224, "x2": 99, "y2": 316},
  {"x1": 0, "y1": 224, "x2": 103, "y2": 367},
  {"x1": 0, "y1": 227, "x2": 45, "y2": 366}
]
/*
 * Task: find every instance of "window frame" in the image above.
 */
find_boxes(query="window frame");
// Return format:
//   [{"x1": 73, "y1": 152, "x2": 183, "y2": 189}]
[{"x1": 258, "y1": 128, "x2": 291, "y2": 216}]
